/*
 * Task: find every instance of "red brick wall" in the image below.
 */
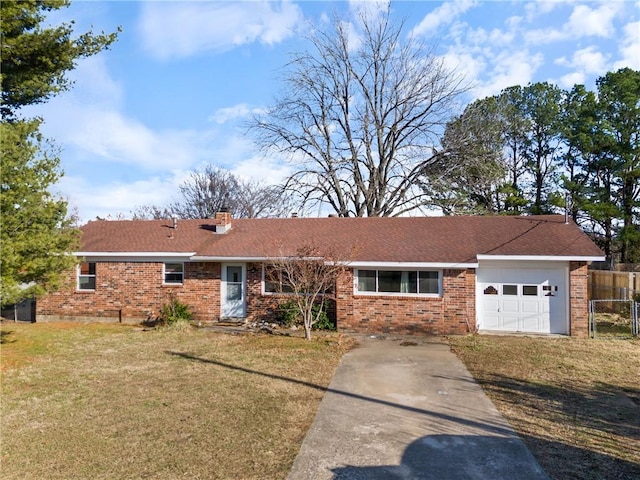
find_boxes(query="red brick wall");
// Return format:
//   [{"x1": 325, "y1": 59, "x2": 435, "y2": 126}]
[
  {"x1": 569, "y1": 261, "x2": 589, "y2": 337},
  {"x1": 37, "y1": 261, "x2": 222, "y2": 323},
  {"x1": 39, "y1": 261, "x2": 476, "y2": 335},
  {"x1": 38, "y1": 260, "x2": 589, "y2": 337},
  {"x1": 336, "y1": 269, "x2": 476, "y2": 335}
]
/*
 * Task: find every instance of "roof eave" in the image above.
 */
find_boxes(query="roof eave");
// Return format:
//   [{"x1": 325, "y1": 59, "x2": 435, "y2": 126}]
[
  {"x1": 477, "y1": 254, "x2": 606, "y2": 262},
  {"x1": 76, "y1": 252, "x2": 197, "y2": 262},
  {"x1": 347, "y1": 261, "x2": 478, "y2": 269}
]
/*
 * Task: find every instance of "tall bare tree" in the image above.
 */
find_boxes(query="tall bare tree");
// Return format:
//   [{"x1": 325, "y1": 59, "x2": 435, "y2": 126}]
[
  {"x1": 250, "y1": 6, "x2": 467, "y2": 217},
  {"x1": 133, "y1": 165, "x2": 291, "y2": 219}
]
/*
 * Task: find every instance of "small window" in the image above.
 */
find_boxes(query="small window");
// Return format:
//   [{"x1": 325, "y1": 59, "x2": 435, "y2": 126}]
[
  {"x1": 164, "y1": 263, "x2": 184, "y2": 284},
  {"x1": 78, "y1": 262, "x2": 96, "y2": 290},
  {"x1": 502, "y1": 285, "x2": 518, "y2": 296},
  {"x1": 523, "y1": 285, "x2": 538, "y2": 296},
  {"x1": 263, "y1": 266, "x2": 294, "y2": 294},
  {"x1": 483, "y1": 286, "x2": 498, "y2": 295}
]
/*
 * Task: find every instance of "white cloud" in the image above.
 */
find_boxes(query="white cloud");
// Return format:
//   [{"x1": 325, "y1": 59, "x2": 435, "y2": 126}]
[
  {"x1": 348, "y1": 0, "x2": 389, "y2": 21},
  {"x1": 410, "y1": 0, "x2": 477, "y2": 37},
  {"x1": 58, "y1": 174, "x2": 185, "y2": 222},
  {"x1": 614, "y1": 21, "x2": 640, "y2": 70},
  {"x1": 525, "y1": 2, "x2": 624, "y2": 45},
  {"x1": 558, "y1": 71, "x2": 585, "y2": 89},
  {"x1": 556, "y1": 46, "x2": 608, "y2": 74},
  {"x1": 209, "y1": 104, "x2": 266, "y2": 124},
  {"x1": 441, "y1": 50, "x2": 485, "y2": 84},
  {"x1": 231, "y1": 155, "x2": 291, "y2": 185},
  {"x1": 524, "y1": 0, "x2": 567, "y2": 21},
  {"x1": 66, "y1": 107, "x2": 208, "y2": 171},
  {"x1": 566, "y1": 3, "x2": 620, "y2": 38},
  {"x1": 473, "y1": 50, "x2": 544, "y2": 98},
  {"x1": 138, "y1": 1, "x2": 303, "y2": 59}
]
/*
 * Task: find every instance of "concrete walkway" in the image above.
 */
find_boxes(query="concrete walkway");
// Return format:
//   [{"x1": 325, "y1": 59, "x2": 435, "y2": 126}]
[{"x1": 287, "y1": 335, "x2": 549, "y2": 480}]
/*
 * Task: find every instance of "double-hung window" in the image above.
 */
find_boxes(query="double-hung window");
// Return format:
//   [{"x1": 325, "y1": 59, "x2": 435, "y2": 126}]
[
  {"x1": 164, "y1": 263, "x2": 184, "y2": 284},
  {"x1": 78, "y1": 262, "x2": 96, "y2": 290},
  {"x1": 356, "y1": 269, "x2": 440, "y2": 296},
  {"x1": 263, "y1": 266, "x2": 295, "y2": 294},
  {"x1": 263, "y1": 265, "x2": 334, "y2": 295}
]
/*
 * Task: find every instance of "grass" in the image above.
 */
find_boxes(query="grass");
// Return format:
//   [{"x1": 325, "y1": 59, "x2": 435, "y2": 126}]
[
  {"x1": 1, "y1": 322, "x2": 355, "y2": 480},
  {"x1": 449, "y1": 335, "x2": 640, "y2": 480},
  {"x1": 594, "y1": 312, "x2": 635, "y2": 337}
]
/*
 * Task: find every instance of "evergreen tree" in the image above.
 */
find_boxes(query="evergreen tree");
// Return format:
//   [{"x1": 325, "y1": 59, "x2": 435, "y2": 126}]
[
  {"x1": 1, "y1": 0, "x2": 118, "y2": 305},
  {"x1": 1, "y1": 120, "x2": 80, "y2": 304}
]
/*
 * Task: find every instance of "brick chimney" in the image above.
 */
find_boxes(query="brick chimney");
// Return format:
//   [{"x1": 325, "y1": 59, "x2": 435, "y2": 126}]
[{"x1": 214, "y1": 209, "x2": 232, "y2": 234}]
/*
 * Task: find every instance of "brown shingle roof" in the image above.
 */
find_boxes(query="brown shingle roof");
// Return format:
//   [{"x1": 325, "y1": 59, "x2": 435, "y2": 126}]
[{"x1": 78, "y1": 215, "x2": 603, "y2": 264}]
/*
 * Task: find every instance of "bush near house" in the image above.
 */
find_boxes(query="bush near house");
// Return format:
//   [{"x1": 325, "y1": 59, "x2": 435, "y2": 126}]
[
  {"x1": 275, "y1": 299, "x2": 336, "y2": 331},
  {"x1": 158, "y1": 296, "x2": 193, "y2": 327}
]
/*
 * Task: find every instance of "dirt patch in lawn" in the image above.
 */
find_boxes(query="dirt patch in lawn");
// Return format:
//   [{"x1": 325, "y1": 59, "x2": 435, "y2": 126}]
[
  {"x1": 1, "y1": 322, "x2": 356, "y2": 479},
  {"x1": 448, "y1": 335, "x2": 640, "y2": 480}
]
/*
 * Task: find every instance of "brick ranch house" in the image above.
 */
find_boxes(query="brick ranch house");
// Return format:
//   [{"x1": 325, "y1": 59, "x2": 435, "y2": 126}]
[{"x1": 38, "y1": 213, "x2": 604, "y2": 336}]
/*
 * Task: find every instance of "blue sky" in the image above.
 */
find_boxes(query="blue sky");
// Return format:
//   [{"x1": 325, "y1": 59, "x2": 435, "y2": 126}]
[{"x1": 27, "y1": 0, "x2": 640, "y2": 222}]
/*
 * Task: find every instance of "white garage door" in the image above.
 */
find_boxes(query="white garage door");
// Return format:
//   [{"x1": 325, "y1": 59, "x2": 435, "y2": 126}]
[{"x1": 477, "y1": 261, "x2": 568, "y2": 334}]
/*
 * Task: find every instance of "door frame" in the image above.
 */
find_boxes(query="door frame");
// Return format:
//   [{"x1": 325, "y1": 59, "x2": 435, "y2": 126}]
[{"x1": 221, "y1": 263, "x2": 246, "y2": 318}]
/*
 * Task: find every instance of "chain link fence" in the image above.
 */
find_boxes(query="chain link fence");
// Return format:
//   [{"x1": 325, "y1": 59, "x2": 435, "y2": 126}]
[{"x1": 588, "y1": 299, "x2": 639, "y2": 338}]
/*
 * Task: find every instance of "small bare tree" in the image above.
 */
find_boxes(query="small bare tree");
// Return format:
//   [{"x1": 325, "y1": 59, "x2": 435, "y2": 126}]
[
  {"x1": 266, "y1": 244, "x2": 348, "y2": 340},
  {"x1": 132, "y1": 164, "x2": 292, "y2": 219},
  {"x1": 250, "y1": 5, "x2": 468, "y2": 217}
]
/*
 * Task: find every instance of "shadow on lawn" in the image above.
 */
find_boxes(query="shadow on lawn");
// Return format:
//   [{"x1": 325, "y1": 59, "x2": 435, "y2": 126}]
[
  {"x1": 476, "y1": 374, "x2": 640, "y2": 479},
  {"x1": 167, "y1": 351, "x2": 640, "y2": 480},
  {"x1": 166, "y1": 351, "x2": 514, "y2": 436},
  {"x1": 0, "y1": 330, "x2": 15, "y2": 344}
]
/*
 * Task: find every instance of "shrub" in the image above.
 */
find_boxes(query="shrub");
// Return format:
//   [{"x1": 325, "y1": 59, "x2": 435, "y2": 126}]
[
  {"x1": 275, "y1": 299, "x2": 301, "y2": 328},
  {"x1": 312, "y1": 303, "x2": 335, "y2": 331},
  {"x1": 275, "y1": 299, "x2": 335, "y2": 331},
  {"x1": 159, "y1": 297, "x2": 193, "y2": 327}
]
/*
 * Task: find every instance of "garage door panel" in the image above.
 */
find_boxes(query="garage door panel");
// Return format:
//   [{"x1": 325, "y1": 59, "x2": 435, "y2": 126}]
[
  {"x1": 502, "y1": 316, "x2": 519, "y2": 330},
  {"x1": 522, "y1": 301, "x2": 540, "y2": 313},
  {"x1": 521, "y1": 313, "x2": 542, "y2": 331},
  {"x1": 483, "y1": 315, "x2": 500, "y2": 330},
  {"x1": 478, "y1": 262, "x2": 568, "y2": 335},
  {"x1": 502, "y1": 300, "x2": 519, "y2": 313},
  {"x1": 484, "y1": 299, "x2": 499, "y2": 310}
]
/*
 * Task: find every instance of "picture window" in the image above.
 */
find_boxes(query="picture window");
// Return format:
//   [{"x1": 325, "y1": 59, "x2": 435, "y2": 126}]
[{"x1": 357, "y1": 269, "x2": 440, "y2": 295}]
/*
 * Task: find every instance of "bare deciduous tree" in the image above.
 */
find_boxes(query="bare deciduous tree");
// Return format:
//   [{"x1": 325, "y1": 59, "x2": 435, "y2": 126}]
[
  {"x1": 266, "y1": 244, "x2": 349, "y2": 340},
  {"x1": 132, "y1": 165, "x2": 292, "y2": 219},
  {"x1": 250, "y1": 5, "x2": 467, "y2": 217}
]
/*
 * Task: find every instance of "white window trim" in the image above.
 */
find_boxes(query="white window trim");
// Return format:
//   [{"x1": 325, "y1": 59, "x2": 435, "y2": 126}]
[
  {"x1": 262, "y1": 265, "x2": 286, "y2": 295},
  {"x1": 163, "y1": 262, "x2": 184, "y2": 285},
  {"x1": 77, "y1": 262, "x2": 96, "y2": 291},
  {"x1": 353, "y1": 268, "x2": 442, "y2": 297},
  {"x1": 261, "y1": 265, "x2": 332, "y2": 296}
]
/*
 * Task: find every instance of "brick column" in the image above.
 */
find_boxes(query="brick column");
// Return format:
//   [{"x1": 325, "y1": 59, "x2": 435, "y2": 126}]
[{"x1": 569, "y1": 262, "x2": 589, "y2": 337}]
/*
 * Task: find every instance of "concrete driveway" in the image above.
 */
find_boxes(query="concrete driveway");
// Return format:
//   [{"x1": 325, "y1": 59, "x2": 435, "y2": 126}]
[{"x1": 287, "y1": 335, "x2": 549, "y2": 480}]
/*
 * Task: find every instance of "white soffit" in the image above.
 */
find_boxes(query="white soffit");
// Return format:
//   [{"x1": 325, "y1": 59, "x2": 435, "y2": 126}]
[
  {"x1": 76, "y1": 252, "x2": 196, "y2": 262},
  {"x1": 477, "y1": 254, "x2": 605, "y2": 262}
]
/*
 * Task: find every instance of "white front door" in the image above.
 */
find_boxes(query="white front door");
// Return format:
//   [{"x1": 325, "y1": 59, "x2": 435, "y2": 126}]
[
  {"x1": 221, "y1": 264, "x2": 246, "y2": 318},
  {"x1": 477, "y1": 261, "x2": 568, "y2": 334}
]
